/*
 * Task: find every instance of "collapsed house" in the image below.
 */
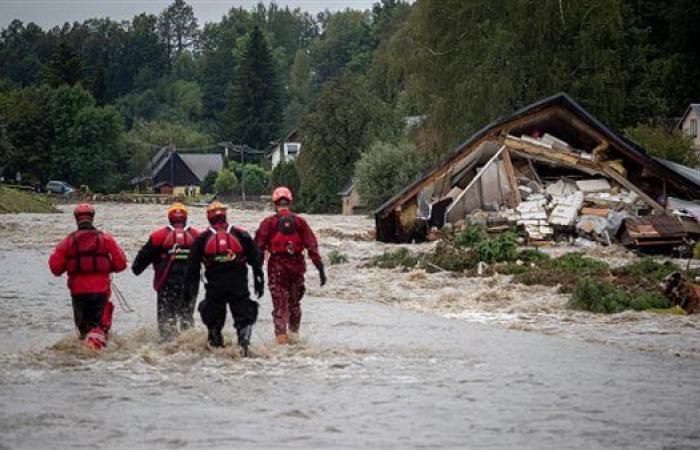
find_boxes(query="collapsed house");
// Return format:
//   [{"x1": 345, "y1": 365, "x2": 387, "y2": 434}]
[{"x1": 375, "y1": 93, "x2": 700, "y2": 245}]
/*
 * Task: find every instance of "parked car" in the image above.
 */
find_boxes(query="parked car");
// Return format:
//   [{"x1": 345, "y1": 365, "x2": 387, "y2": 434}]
[{"x1": 46, "y1": 180, "x2": 74, "y2": 196}]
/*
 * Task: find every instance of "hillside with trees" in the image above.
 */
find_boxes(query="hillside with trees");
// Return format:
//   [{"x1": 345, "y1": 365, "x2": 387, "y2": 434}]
[{"x1": 1, "y1": 0, "x2": 698, "y2": 211}]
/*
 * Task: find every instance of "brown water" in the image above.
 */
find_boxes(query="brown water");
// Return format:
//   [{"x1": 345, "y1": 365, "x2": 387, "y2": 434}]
[{"x1": 1, "y1": 204, "x2": 699, "y2": 448}]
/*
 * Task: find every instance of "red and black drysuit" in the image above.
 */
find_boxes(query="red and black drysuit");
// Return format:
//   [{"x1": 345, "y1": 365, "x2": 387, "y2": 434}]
[
  {"x1": 132, "y1": 224, "x2": 200, "y2": 340},
  {"x1": 185, "y1": 223, "x2": 263, "y2": 349},
  {"x1": 255, "y1": 210, "x2": 324, "y2": 337},
  {"x1": 48, "y1": 224, "x2": 127, "y2": 339}
]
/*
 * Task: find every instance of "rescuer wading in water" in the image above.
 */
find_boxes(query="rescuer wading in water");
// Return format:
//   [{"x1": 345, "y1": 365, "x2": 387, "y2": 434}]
[
  {"x1": 185, "y1": 202, "x2": 264, "y2": 355},
  {"x1": 255, "y1": 187, "x2": 326, "y2": 345}
]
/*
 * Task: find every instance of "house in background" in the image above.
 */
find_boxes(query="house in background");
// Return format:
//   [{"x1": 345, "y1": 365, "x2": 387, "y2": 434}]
[
  {"x1": 678, "y1": 104, "x2": 700, "y2": 151},
  {"x1": 339, "y1": 179, "x2": 367, "y2": 215},
  {"x1": 268, "y1": 129, "x2": 302, "y2": 169},
  {"x1": 132, "y1": 146, "x2": 223, "y2": 195}
]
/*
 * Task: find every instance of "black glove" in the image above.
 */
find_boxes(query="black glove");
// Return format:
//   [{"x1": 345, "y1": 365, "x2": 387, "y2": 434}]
[
  {"x1": 318, "y1": 265, "x2": 327, "y2": 287},
  {"x1": 254, "y1": 272, "x2": 264, "y2": 298}
]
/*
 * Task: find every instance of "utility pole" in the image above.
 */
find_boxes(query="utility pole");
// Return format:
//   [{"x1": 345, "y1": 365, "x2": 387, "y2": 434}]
[{"x1": 239, "y1": 144, "x2": 246, "y2": 202}]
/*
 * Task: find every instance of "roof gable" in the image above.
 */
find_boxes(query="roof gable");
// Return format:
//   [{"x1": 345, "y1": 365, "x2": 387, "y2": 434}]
[{"x1": 179, "y1": 154, "x2": 224, "y2": 181}]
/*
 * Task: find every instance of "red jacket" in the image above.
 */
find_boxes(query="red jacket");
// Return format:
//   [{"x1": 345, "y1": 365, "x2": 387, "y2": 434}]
[
  {"x1": 49, "y1": 227, "x2": 127, "y2": 295},
  {"x1": 255, "y1": 211, "x2": 322, "y2": 271}
]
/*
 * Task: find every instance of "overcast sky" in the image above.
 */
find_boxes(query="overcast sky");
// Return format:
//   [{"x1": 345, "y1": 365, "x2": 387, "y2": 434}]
[{"x1": 0, "y1": 0, "x2": 379, "y2": 29}]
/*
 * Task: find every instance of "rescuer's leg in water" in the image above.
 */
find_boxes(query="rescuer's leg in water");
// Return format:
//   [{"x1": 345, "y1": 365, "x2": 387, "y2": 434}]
[
  {"x1": 72, "y1": 293, "x2": 107, "y2": 339},
  {"x1": 198, "y1": 290, "x2": 227, "y2": 348},
  {"x1": 157, "y1": 280, "x2": 180, "y2": 341},
  {"x1": 229, "y1": 294, "x2": 259, "y2": 356}
]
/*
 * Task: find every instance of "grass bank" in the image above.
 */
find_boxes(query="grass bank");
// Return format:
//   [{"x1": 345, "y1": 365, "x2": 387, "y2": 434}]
[{"x1": 0, "y1": 186, "x2": 58, "y2": 214}]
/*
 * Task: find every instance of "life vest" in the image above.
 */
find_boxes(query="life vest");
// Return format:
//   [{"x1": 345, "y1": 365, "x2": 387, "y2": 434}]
[
  {"x1": 270, "y1": 213, "x2": 304, "y2": 255},
  {"x1": 65, "y1": 230, "x2": 112, "y2": 275},
  {"x1": 203, "y1": 225, "x2": 245, "y2": 266},
  {"x1": 160, "y1": 224, "x2": 195, "y2": 263}
]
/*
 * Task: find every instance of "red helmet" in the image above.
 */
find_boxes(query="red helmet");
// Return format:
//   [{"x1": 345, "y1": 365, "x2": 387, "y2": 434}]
[
  {"x1": 206, "y1": 201, "x2": 227, "y2": 224},
  {"x1": 272, "y1": 186, "x2": 293, "y2": 204},
  {"x1": 74, "y1": 203, "x2": 95, "y2": 224},
  {"x1": 167, "y1": 202, "x2": 188, "y2": 224}
]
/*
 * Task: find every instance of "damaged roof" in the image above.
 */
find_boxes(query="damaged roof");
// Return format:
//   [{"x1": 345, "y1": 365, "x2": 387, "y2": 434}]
[{"x1": 375, "y1": 93, "x2": 700, "y2": 218}]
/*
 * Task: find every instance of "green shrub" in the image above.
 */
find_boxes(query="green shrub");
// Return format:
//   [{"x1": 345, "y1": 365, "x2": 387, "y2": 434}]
[
  {"x1": 551, "y1": 252, "x2": 608, "y2": 271},
  {"x1": 613, "y1": 258, "x2": 679, "y2": 282},
  {"x1": 328, "y1": 250, "x2": 349, "y2": 265},
  {"x1": 455, "y1": 224, "x2": 487, "y2": 248},
  {"x1": 517, "y1": 249, "x2": 550, "y2": 262},
  {"x1": 270, "y1": 160, "x2": 300, "y2": 194},
  {"x1": 475, "y1": 231, "x2": 518, "y2": 263},
  {"x1": 214, "y1": 168, "x2": 238, "y2": 194},
  {"x1": 427, "y1": 242, "x2": 477, "y2": 272},
  {"x1": 369, "y1": 247, "x2": 418, "y2": 270},
  {"x1": 568, "y1": 277, "x2": 669, "y2": 313},
  {"x1": 354, "y1": 139, "x2": 430, "y2": 210}
]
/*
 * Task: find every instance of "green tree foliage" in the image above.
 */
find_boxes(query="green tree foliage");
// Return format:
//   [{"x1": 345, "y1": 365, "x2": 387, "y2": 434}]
[
  {"x1": 201, "y1": 170, "x2": 217, "y2": 194},
  {"x1": 297, "y1": 74, "x2": 397, "y2": 212},
  {"x1": 158, "y1": 0, "x2": 199, "y2": 61},
  {"x1": 214, "y1": 167, "x2": 238, "y2": 194},
  {"x1": 50, "y1": 85, "x2": 128, "y2": 192},
  {"x1": 270, "y1": 160, "x2": 300, "y2": 194},
  {"x1": 226, "y1": 25, "x2": 280, "y2": 149},
  {"x1": 311, "y1": 10, "x2": 376, "y2": 84},
  {"x1": 0, "y1": 85, "x2": 53, "y2": 181},
  {"x1": 624, "y1": 122, "x2": 698, "y2": 167},
  {"x1": 406, "y1": 0, "x2": 661, "y2": 150},
  {"x1": 355, "y1": 139, "x2": 429, "y2": 210},
  {"x1": 43, "y1": 41, "x2": 85, "y2": 87}
]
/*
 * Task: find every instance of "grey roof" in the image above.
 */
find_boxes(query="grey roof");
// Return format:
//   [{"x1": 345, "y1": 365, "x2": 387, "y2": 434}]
[
  {"x1": 180, "y1": 154, "x2": 224, "y2": 181},
  {"x1": 677, "y1": 104, "x2": 700, "y2": 129},
  {"x1": 338, "y1": 178, "x2": 356, "y2": 196},
  {"x1": 654, "y1": 158, "x2": 700, "y2": 186}
]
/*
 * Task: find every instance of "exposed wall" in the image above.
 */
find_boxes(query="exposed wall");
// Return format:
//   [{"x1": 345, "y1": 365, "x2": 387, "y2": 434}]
[{"x1": 680, "y1": 109, "x2": 700, "y2": 150}]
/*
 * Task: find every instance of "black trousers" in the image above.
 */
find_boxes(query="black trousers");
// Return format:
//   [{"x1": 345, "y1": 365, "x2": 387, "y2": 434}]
[
  {"x1": 198, "y1": 287, "x2": 258, "y2": 345},
  {"x1": 71, "y1": 293, "x2": 106, "y2": 339},
  {"x1": 157, "y1": 278, "x2": 195, "y2": 340}
]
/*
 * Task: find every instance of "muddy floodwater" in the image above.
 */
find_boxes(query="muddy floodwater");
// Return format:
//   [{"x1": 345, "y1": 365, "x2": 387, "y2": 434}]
[{"x1": 1, "y1": 203, "x2": 699, "y2": 448}]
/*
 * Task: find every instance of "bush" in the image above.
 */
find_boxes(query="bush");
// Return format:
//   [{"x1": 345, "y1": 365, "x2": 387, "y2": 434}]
[
  {"x1": 455, "y1": 224, "x2": 487, "y2": 248},
  {"x1": 328, "y1": 250, "x2": 349, "y2": 265},
  {"x1": 624, "y1": 122, "x2": 698, "y2": 167},
  {"x1": 517, "y1": 249, "x2": 550, "y2": 262},
  {"x1": 214, "y1": 168, "x2": 238, "y2": 194},
  {"x1": 474, "y1": 231, "x2": 518, "y2": 263},
  {"x1": 369, "y1": 247, "x2": 418, "y2": 270},
  {"x1": 509, "y1": 252, "x2": 608, "y2": 292},
  {"x1": 201, "y1": 170, "x2": 217, "y2": 194},
  {"x1": 551, "y1": 252, "x2": 608, "y2": 271},
  {"x1": 568, "y1": 277, "x2": 669, "y2": 313},
  {"x1": 613, "y1": 258, "x2": 679, "y2": 282},
  {"x1": 427, "y1": 241, "x2": 477, "y2": 272},
  {"x1": 270, "y1": 160, "x2": 300, "y2": 194},
  {"x1": 355, "y1": 139, "x2": 429, "y2": 210}
]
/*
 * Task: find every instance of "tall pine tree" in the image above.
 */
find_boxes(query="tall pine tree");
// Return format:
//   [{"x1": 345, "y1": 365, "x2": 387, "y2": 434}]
[{"x1": 226, "y1": 25, "x2": 280, "y2": 150}]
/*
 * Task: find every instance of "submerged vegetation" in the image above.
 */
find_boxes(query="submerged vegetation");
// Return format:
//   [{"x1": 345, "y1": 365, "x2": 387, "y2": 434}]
[{"x1": 367, "y1": 225, "x2": 688, "y2": 314}]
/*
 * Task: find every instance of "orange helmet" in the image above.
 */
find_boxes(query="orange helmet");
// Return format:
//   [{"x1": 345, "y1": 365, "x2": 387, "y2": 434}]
[
  {"x1": 272, "y1": 186, "x2": 293, "y2": 204},
  {"x1": 73, "y1": 203, "x2": 95, "y2": 224},
  {"x1": 206, "y1": 201, "x2": 227, "y2": 223},
  {"x1": 167, "y1": 202, "x2": 188, "y2": 224}
]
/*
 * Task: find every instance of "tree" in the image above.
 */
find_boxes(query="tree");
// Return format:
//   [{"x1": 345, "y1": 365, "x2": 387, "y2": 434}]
[
  {"x1": 226, "y1": 25, "x2": 280, "y2": 149},
  {"x1": 159, "y1": 0, "x2": 199, "y2": 61},
  {"x1": 214, "y1": 167, "x2": 238, "y2": 194},
  {"x1": 355, "y1": 139, "x2": 429, "y2": 210},
  {"x1": 296, "y1": 74, "x2": 397, "y2": 213},
  {"x1": 624, "y1": 122, "x2": 698, "y2": 167},
  {"x1": 43, "y1": 41, "x2": 85, "y2": 87},
  {"x1": 271, "y1": 160, "x2": 300, "y2": 194},
  {"x1": 201, "y1": 170, "x2": 218, "y2": 193},
  {"x1": 310, "y1": 10, "x2": 376, "y2": 85},
  {"x1": 50, "y1": 85, "x2": 128, "y2": 192},
  {"x1": 0, "y1": 85, "x2": 54, "y2": 182}
]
